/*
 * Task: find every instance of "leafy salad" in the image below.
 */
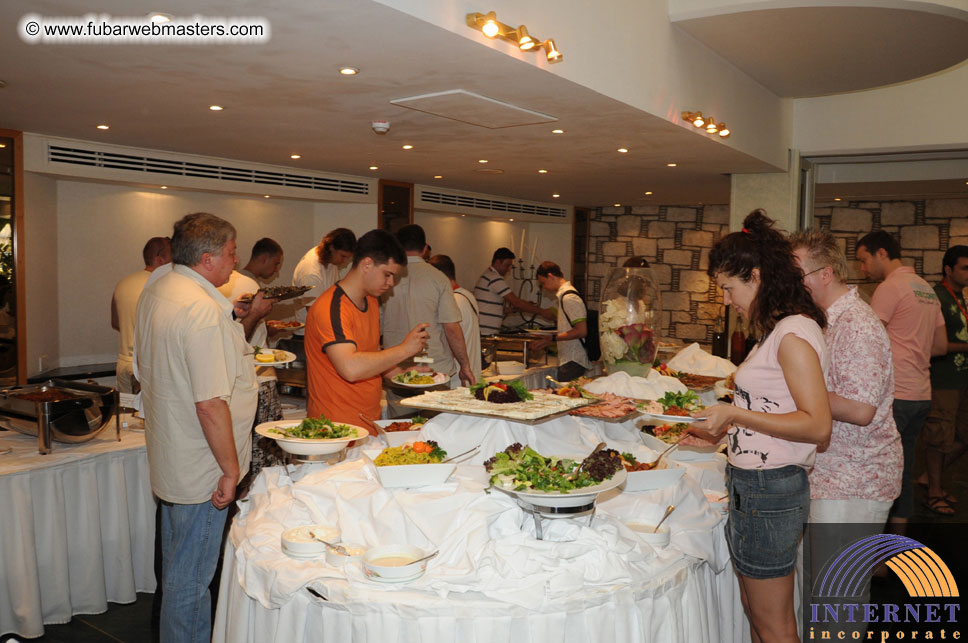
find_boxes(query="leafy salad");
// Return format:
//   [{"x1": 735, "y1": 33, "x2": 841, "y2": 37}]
[
  {"x1": 483, "y1": 443, "x2": 622, "y2": 493},
  {"x1": 470, "y1": 379, "x2": 534, "y2": 403},
  {"x1": 393, "y1": 369, "x2": 437, "y2": 385},
  {"x1": 271, "y1": 416, "x2": 356, "y2": 440}
]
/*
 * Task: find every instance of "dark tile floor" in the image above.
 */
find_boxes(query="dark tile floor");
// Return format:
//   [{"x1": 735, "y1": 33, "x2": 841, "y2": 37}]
[{"x1": 5, "y1": 442, "x2": 966, "y2": 642}]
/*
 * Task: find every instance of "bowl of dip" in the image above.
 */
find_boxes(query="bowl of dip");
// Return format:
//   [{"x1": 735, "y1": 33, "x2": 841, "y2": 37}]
[
  {"x1": 625, "y1": 521, "x2": 671, "y2": 547},
  {"x1": 281, "y1": 525, "x2": 340, "y2": 558},
  {"x1": 362, "y1": 544, "x2": 430, "y2": 582}
]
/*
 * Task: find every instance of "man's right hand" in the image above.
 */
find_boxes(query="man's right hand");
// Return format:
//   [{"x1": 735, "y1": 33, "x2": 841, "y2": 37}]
[
  {"x1": 211, "y1": 471, "x2": 238, "y2": 509},
  {"x1": 403, "y1": 323, "x2": 430, "y2": 356}
]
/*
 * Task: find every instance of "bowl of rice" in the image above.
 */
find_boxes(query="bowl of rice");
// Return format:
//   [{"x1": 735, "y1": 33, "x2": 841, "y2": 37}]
[{"x1": 363, "y1": 443, "x2": 455, "y2": 488}]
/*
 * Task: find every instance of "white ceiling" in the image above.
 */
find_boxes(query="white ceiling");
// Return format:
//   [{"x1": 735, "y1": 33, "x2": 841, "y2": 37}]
[{"x1": 1, "y1": 0, "x2": 967, "y2": 208}]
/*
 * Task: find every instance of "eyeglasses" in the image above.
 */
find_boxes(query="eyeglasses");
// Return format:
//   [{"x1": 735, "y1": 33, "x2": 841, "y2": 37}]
[{"x1": 802, "y1": 266, "x2": 826, "y2": 278}]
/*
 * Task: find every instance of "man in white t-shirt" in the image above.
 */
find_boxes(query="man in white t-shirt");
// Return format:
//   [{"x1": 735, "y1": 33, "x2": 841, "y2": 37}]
[
  {"x1": 531, "y1": 261, "x2": 591, "y2": 381},
  {"x1": 292, "y1": 228, "x2": 356, "y2": 332},
  {"x1": 429, "y1": 254, "x2": 482, "y2": 382},
  {"x1": 474, "y1": 248, "x2": 553, "y2": 336},
  {"x1": 110, "y1": 236, "x2": 170, "y2": 393}
]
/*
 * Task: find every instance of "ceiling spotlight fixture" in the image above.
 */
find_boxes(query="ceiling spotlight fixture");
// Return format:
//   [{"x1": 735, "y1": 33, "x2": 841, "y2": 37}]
[
  {"x1": 538, "y1": 169, "x2": 548, "y2": 174},
  {"x1": 552, "y1": 193, "x2": 560, "y2": 198},
  {"x1": 96, "y1": 124, "x2": 109, "y2": 130},
  {"x1": 290, "y1": 154, "x2": 301, "y2": 159},
  {"x1": 683, "y1": 110, "x2": 730, "y2": 138},
  {"x1": 264, "y1": 195, "x2": 270, "y2": 198},
  {"x1": 509, "y1": 218, "x2": 514, "y2": 222},
  {"x1": 160, "y1": 185, "x2": 167, "y2": 189},
  {"x1": 478, "y1": 159, "x2": 488, "y2": 163},
  {"x1": 209, "y1": 105, "x2": 223, "y2": 111},
  {"x1": 466, "y1": 11, "x2": 562, "y2": 63},
  {"x1": 614, "y1": 203, "x2": 621, "y2": 207},
  {"x1": 644, "y1": 191, "x2": 653, "y2": 195},
  {"x1": 338, "y1": 66, "x2": 359, "y2": 75},
  {"x1": 434, "y1": 175, "x2": 443, "y2": 179},
  {"x1": 369, "y1": 165, "x2": 378, "y2": 170},
  {"x1": 617, "y1": 148, "x2": 628, "y2": 154},
  {"x1": 402, "y1": 144, "x2": 413, "y2": 150},
  {"x1": 148, "y1": 12, "x2": 172, "y2": 23},
  {"x1": 667, "y1": 163, "x2": 678, "y2": 167},
  {"x1": 552, "y1": 129, "x2": 564, "y2": 134},
  {"x1": 834, "y1": 197, "x2": 842, "y2": 201}
]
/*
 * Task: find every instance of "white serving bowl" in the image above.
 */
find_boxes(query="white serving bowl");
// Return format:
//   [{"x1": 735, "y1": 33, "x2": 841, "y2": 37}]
[
  {"x1": 256, "y1": 420, "x2": 368, "y2": 456},
  {"x1": 623, "y1": 465, "x2": 685, "y2": 492},
  {"x1": 281, "y1": 524, "x2": 340, "y2": 558},
  {"x1": 496, "y1": 360, "x2": 525, "y2": 376},
  {"x1": 362, "y1": 544, "x2": 430, "y2": 582},
  {"x1": 364, "y1": 449, "x2": 455, "y2": 488},
  {"x1": 325, "y1": 542, "x2": 367, "y2": 566},
  {"x1": 626, "y1": 521, "x2": 671, "y2": 547}
]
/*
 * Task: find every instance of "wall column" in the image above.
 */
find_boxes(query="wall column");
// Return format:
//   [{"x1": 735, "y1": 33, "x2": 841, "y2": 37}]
[{"x1": 730, "y1": 152, "x2": 801, "y2": 233}]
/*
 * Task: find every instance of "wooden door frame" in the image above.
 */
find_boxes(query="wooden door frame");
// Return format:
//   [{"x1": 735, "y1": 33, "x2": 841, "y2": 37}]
[
  {"x1": 377, "y1": 179, "x2": 414, "y2": 230},
  {"x1": 0, "y1": 128, "x2": 25, "y2": 384}
]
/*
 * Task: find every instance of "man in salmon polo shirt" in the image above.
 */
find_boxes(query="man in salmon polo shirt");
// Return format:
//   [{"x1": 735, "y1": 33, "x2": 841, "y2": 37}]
[
  {"x1": 305, "y1": 229, "x2": 429, "y2": 428},
  {"x1": 856, "y1": 230, "x2": 946, "y2": 530}
]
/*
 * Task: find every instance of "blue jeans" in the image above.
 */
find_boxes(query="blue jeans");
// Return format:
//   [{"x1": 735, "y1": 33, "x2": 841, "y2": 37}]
[
  {"x1": 890, "y1": 398, "x2": 931, "y2": 519},
  {"x1": 726, "y1": 464, "x2": 809, "y2": 579},
  {"x1": 159, "y1": 500, "x2": 228, "y2": 643}
]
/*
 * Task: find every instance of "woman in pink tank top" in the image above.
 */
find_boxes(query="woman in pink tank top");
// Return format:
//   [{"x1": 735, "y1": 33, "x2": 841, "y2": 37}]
[{"x1": 690, "y1": 210, "x2": 832, "y2": 643}]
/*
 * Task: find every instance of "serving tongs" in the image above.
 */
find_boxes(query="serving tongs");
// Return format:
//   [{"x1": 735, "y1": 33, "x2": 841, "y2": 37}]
[
  {"x1": 359, "y1": 414, "x2": 390, "y2": 446},
  {"x1": 441, "y1": 444, "x2": 481, "y2": 464},
  {"x1": 545, "y1": 375, "x2": 601, "y2": 400}
]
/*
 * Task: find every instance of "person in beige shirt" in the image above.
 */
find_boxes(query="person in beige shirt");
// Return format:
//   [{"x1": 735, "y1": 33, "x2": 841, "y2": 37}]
[
  {"x1": 134, "y1": 212, "x2": 258, "y2": 643},
  {"x1": 110, "y1": 236, "x2": 170, "y2": 393}
]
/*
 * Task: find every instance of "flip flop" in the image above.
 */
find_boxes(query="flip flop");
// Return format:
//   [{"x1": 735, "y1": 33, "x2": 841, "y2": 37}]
[
  {"x1": 914, "y1": 479, "x2": 958, "y2": 504},
  {"x1": 924, "y1": 495, "x2": 956, "y2": 516}
]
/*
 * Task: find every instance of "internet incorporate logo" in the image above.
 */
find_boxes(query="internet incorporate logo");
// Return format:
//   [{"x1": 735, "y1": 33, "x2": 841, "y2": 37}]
[{"x1": 815, "y1": 534, "x2": 959, "y2": 599}]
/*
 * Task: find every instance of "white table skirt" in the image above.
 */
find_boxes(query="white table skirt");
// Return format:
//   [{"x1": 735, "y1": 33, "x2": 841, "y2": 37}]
[
  {"x1": 0, "y1": 426, "x2": 157, "y2": 638},
  {"x1": 214, "y1": 538, "x2": 749, "y2": 643}
]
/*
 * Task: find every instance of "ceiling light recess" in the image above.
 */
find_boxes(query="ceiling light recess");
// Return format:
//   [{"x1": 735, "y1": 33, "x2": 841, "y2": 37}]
[
  {"x1": 466, "y1": 11, "x2": 563, "y2": 63},
  {"x1": 682, "y1": 110, "x2": 730, "y2": 138},
  {"x1": 339, "y1": 66, "x2": 359, "y2": 75}
]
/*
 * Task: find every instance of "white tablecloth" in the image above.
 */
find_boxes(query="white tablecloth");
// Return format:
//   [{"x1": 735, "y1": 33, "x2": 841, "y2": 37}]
[
  {"x1": 0, "y1": 422, "x2": 156, "y2": 638},
  {"x1": 213, "y1": 414, "x2": 749, "y2": 643}
]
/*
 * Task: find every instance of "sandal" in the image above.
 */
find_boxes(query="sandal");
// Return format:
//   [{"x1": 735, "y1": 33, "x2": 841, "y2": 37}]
[
  {"x1": 914, "y1": 479, "x2": 958, "y2": 503},
  {"x1": 924, "y1": 495, "x2": 957, "y2": 516}
]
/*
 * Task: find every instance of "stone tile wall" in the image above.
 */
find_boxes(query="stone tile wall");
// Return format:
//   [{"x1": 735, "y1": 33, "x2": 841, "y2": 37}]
[
  {"x1": 574, "y1": 204, "x2": 731, "y2": 347},
  {"x1": 814, "y1": 198, "x2": 968, "y2": 295}
]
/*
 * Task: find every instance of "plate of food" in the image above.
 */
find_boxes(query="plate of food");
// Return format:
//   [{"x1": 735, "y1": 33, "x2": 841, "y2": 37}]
[
  {"x1": 252, "y1": 348, "x2": 297, "y2": 366},
  {"x1": 391, "y1": 369, "x2": 449, "y2": 388},
  {"x1": 266, "y1": 320, "x2": 305, "y2": 332},
  {"x1": 363, "y1": 441, "x2": 454, "y2": 487},
  {"x1": 399, "y1": 382, "x2": 592, "y2": 423},
  {"x1": 640, "y1": 425, "x2": 723, "y2": 460},
  {"x1": 377, "y1": 416, "x2": 427, "y2": 447},
  {"x1": 568, "y1": 392, "x2": 640, "y2": 422},
  {"x1": 255, "y1": 416, "x2": 367, "y2": 455},
  {"x1": 484, "y1": 443, "x2": 627, "y2": 508},
  {"x1": 638, "y1": 390, "x2": 703, "y2": 423}
]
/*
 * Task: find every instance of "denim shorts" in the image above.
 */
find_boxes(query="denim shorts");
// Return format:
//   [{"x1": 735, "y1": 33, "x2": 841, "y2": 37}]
[{"x1": 725, "y1": 464, "x2": 809, "y2": 579}]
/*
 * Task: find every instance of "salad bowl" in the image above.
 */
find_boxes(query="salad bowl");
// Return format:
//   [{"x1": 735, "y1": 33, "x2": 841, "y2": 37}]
[{"x1": 255, "y1": 419, "x2": 368, "y2": 456}]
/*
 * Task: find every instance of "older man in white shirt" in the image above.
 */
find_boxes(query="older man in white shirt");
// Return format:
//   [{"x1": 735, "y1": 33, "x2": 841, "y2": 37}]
[{"x1": 135, "y1": 212, "x2": 258, "y2": 643}]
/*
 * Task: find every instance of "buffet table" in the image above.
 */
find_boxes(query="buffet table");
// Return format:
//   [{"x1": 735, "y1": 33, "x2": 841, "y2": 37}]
[
  {"x1": 0, "y1": 419, "x2": 156, "y2": 639},
  {"x1": 213, "y1": 413, "x2": 748, "y2": 643}
]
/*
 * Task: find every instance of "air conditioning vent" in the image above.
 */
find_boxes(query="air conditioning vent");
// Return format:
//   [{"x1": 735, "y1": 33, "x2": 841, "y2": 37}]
[
  {"x1": 48, "y1": 145, "x2": 369, "y2": 195},
  {"x1": 420, "y1": 190, "x2": 566, "y2": 218}
]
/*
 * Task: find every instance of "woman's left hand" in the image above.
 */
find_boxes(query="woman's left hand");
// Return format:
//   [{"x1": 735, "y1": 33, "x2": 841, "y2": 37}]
[{"x1": 687, "y1": 404, "x2": 734, "y2": 441}]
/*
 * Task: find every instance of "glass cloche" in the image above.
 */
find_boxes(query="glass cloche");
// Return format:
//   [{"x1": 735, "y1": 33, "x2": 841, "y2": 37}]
[{"x1": 598, "y1": 267, "x2": 662, "y2": 377}]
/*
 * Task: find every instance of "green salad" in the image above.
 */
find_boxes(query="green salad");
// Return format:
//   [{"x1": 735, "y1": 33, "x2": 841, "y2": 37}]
[
  {"x1": 271, "y1": 416, "x2": 355, "y2": 440},
  {"x1": 656, "y1": 390, "x2": 703, "y2": 412},
  {"x1": 483, "y1": 443, "x2": 621, "y2": 493}
]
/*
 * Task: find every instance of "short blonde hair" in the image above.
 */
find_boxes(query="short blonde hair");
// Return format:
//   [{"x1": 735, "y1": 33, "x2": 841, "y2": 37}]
[{"x1": 788, "y1": 228, "x2": 849, "y2": 283}]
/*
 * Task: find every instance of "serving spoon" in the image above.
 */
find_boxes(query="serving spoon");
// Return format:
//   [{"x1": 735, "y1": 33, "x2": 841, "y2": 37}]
[
  {"x1": 643, "y1": 442, "x2": 679, "y2": 470},
  {"x1": 653, "y1": 504, "x2": 676, "y2": 533},
  {"x1": 411, "y1": 550, "x2": 439, "y2": 565},
  {"x1": 309, "y1": 531, "x2": 348, "y2": 556},
  {"x1": 570, "y1": 441, "x2": 607, "y2": 479}
]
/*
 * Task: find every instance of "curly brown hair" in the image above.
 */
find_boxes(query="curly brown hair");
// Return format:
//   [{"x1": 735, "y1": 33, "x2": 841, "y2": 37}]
[{"x1": 707, "y1": 210, "x2": 825, "y2": 338}]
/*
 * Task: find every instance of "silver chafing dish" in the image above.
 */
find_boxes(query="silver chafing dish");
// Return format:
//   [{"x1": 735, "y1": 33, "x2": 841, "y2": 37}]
[
  {"x1": 0, "y1": 379, "x2": 120, "y2": 454},
  {"x1": 480, "y1": 328, "x2": 552, "y2": 369}
]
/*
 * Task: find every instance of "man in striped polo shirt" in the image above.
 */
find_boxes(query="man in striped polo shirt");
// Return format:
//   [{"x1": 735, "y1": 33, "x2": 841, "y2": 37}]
[{"x1": 474, "y1": 248, "x2": 553, "y2": 335}]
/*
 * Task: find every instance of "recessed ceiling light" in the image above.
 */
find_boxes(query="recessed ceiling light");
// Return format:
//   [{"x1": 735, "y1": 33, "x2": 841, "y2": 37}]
[
  {"x1": 538, "y1": 169, "x2": 548, "y2": 174},
  {"x1": 0, "y1": 144, "x2": 6, "y2": 148},
  {"x1": 461, "y1": 214, "x2": 466, "y2": 217},
  {"x1": 402, "y1": 144, "x2": 413, "y2": 150},
  {"x1": 369, "y1": 165, "x2": 378, "y2": 170},
  {"x1": 617, "y1": 148, "x2": 628, "y2": 154},
  {"x1": 478, "y1": 159, "x2": 488, "y2": 164},
  {"x1": 644, "y1": 191, "x2": 653, "y2": 195},
  {"x1": 666, "y1": 162, "x2": 677, "y2": 167},
  {"x1": 338, "y1": 66, "x2": 359, "y2": 75},
  {"x1": 160, "y1": 185, "x2": 167, "y2": 190},
  {"x1": 209, "y1": 105, "x2": 223, "y2": 111},
  {"x1": 96, "y1": 124, "x2": 109, "y2": 130},
  {"x1": 614, "y1": 203, "x2": 621, "y2": 207},
  {"x1": 552, "y1": 193, "x2": 560, "y2": 198},
  {"x1": 509, "y1": 218, "x2": 514, "y2": 222},
  {"x1": 264, "y1": 195, "x2": 270, "y2": 198},
  {"x1": 290, "y1": 154, "x2": 301, "y2": 159},
  {"x1": 433, "y1": 175, "x2": 443, "y2": 179},
  {"x1": 148, "y1": 12, "x2": 171, "y2": 23},
  {"x1": 552, "y1": 129, "x2": 564, "y2": 134},
  {"x1": 834, "y1": 197, "x2": 841, "y2": 201}
]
